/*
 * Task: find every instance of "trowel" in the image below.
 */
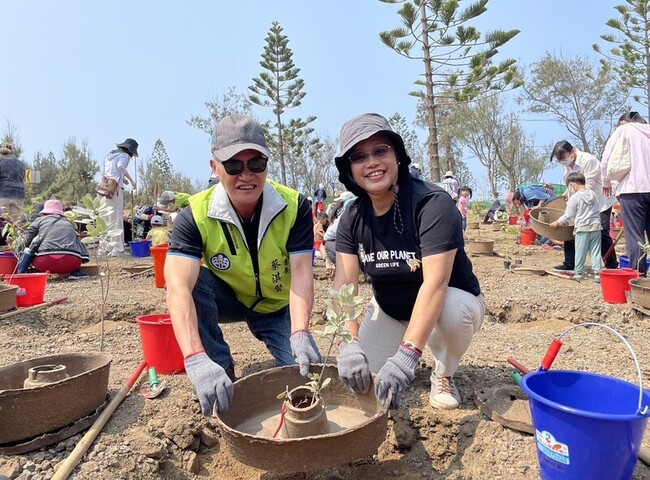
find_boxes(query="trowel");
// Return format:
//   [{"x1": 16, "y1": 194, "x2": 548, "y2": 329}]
[{"x1": 140, "y1": 366, "x2": 167, "y2": 399}]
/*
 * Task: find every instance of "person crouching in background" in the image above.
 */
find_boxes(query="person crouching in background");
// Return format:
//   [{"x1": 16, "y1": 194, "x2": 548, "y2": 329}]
[{"x1": 21, "y1": 200, "x2": 89, "y2": 277}]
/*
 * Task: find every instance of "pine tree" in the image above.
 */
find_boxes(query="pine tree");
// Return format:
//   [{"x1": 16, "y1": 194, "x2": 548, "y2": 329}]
[
  {"x1": 45, "y1": 140, "x2": 99, "y2": 203},
  {"x1": 31, "y1": 151, "x2": 59, "y2": 196},
  {"x1": 187, "y1": 87, "x2": 253, "y2": 135},
  {"x1": 594, "y1": 0, "x2": 650, "y2": 119},
  {"x1": 378, "y1": 0, "x2": 520, "y2": 181},
  {"x1": 249, "y1": 21, "x2": 315, "y2": 185}
]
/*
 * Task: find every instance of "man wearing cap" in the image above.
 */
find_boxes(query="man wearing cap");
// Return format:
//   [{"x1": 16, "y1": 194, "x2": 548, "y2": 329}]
[
  {"x1": 165, "y1": 114, "x2": 321, "y2": 416},
  {"x1": 157, "y1": 190, "x2": 191, "y2": 211},
  {"x1": 100, "y1": 138, "x2": 138, "y2": 255}
]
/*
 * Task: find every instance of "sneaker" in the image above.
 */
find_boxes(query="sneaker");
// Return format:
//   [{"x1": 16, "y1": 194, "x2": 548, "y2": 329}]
[
  {"x1": 573, "y1": 274, "x2": 584, "y2": 283},
  {"x1": 429, "y1": 373, "x2": 460, "y2": 410},
  {"x1": 553, "y1": 264, "x2": 575, "y2": 274},
  {"x1": 594, "y1": 275, "x2": 601, "y2": 284},
  {"x1": 68, "y1": 270, "x2": 89, "y2": 280}
]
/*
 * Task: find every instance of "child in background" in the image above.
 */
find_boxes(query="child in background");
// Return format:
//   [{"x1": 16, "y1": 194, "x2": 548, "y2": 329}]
[
  {"x1": 146, "y1": 215, "x2": 170, "y2": 247},
  {"x1": 457, "y1": 187, "x2": 470, "y2": 232},
  {"x1": 313, "y1": 211, "x2": 328, "y2": 260},
  {"x1": 550, "y1": 172, "x2": 602, "y2": 283}
]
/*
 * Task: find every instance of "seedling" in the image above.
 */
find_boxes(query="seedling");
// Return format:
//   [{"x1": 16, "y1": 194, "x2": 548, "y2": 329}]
[
  {"x1": 278, "y1": 283, "x2": 364, "y2": 405},
  {"x1": 70, "y1": 194, "x2": 122, "y2": 351},
  {"x1": 500, "y1": 225, "x2": 522, "y2": 264}
]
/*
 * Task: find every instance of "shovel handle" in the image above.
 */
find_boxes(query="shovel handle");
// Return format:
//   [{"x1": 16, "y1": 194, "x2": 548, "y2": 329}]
[
  {"x1": 52, "y1": 360, "x2": 147, "y2": 480},
  {"x1": 540, "y1": 339, "x2": 563, "y2": 370},
  {"x1": 148, "y1": 366, "x2": 159, "y2": 386}
]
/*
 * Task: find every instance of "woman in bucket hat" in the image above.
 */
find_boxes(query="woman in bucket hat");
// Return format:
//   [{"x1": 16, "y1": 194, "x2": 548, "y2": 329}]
[
  {"x1": 333, "y1": 113, "x2": 484, "y2": 410},
  {"x1": 98, "y1": 138, "x2": 138, "y2": 255}
]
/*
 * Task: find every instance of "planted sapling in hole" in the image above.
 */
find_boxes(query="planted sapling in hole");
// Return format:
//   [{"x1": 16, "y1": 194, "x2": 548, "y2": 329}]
[{"x1": 277, "y1": 283, "x2": 364, "y2": 406}]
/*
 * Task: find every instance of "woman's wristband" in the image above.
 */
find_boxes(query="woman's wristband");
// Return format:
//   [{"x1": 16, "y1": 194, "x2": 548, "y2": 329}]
[{"x1": 401, "y1": 341, "x2": 422, "y2": 356}]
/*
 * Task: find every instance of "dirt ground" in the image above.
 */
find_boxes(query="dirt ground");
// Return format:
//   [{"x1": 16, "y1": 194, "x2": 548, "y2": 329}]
[{"x1": 1, "y1": 225, "x2": 649, "y2": 480}]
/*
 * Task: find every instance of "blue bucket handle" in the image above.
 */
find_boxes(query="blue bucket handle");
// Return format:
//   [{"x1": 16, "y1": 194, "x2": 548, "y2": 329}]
[{"x1": 548, "y1": 322, "x2": 649, "y2": 416}]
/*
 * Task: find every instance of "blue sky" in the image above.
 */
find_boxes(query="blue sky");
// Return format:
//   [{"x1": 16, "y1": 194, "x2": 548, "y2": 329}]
[{"x1": 4, "y1": 1, "x2": 620, "y2": 197}]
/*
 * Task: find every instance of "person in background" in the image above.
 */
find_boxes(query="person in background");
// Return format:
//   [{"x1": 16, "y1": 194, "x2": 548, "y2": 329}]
[
  {"x1": 332, "y1": 113, "x2": 484, "y2": 411},
  {"x1": 313, "y1": 211, "x2": 328, "y2": 262},
  {"x1": 208, "y1": 172, "x2": 220, "y2": 188},
  {"x1": 601, "y1": 111, "x2": 650, "y2": 276},
  {"x1": 323, "y1": 192, "x2": 357, "y2": 278},
  {"x1": 550, "y1": 140, "x2": 617, "y2": 272},
  {"x1": 510, "y1": 186, "x2": 553, "y2": 210},
  {"x1": 409, "y1": 162, "x2": 423, "y2": 180},
  {"x1": 22, "y1": 199, "x2": 89, "y2": 278},
  {"x1": 100, "y1": 138, "x2": 138, "y2": 256},
  {"x1": 457, "y1": 187, "x2": 470, "y2": 232},
  {"x1": 313, "y1": 183, "x2": 327, "y2": 217},
  {"x1": 483, "y1": 199, "x2": 506, "y2": 223},
  {"x1": 550, "y1": 172, "x2": 602, "y2": 283},
  {"x1": 0, "y1": 143, "x2": 26, "y2": 220},
  {"x1": 157, "y1": 190, "x2": 191, "y2": 211},
  {"x1": 165, "y1": 114, "x2": 321, "y2": 416},
  {"x1": 441, "y1": 170, "x2": 460, "y2": 201},
  {"x1": 146, "y1": 214, "x2": 169, "y2": 246}
]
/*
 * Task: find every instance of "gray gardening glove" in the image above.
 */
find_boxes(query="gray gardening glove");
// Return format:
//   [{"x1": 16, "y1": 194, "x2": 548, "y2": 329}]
[
  {"x1": 184, "y1": 352, "x2": 233, "y2": 416},
  {"x1": 337, "y1": 340, "x2": 371, "y2": 394},
  {"x1": 290, "y1": 330, "x2": 322, "y2": 376},
  {"x1": 374, "y1": 345, "x2": 420, "y2": 409}
]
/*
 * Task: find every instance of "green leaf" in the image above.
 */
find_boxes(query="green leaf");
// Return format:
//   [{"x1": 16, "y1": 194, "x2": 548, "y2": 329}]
[{"x1": 320, "y1": 377, "x2": 331, "y2": 389}]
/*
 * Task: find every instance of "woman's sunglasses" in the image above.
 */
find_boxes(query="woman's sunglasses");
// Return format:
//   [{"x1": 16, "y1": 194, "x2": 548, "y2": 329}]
[
  {"x1": 348, "y1": 144, "x2": 393, "y2": 164},
  {"x1": 221, "y1": 157, "x2": 268, "y2": 176}
]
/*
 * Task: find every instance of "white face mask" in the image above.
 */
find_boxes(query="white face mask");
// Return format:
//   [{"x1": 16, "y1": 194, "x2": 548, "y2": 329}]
[{"x1": 558, "y1": 157, "x2": 573, "y2": 166}]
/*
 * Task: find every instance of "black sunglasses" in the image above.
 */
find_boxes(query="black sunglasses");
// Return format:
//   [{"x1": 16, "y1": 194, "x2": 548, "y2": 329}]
[{"x1": 221, "y1": 157, "x2": 268, "y2": 176}]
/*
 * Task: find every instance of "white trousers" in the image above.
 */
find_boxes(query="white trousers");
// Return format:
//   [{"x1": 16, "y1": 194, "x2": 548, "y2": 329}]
[
  {"x1": 103, "y1": 190, "x2": 124, "y2": 253},
  {"x1": 359, "y1": 287, "x2": 485, "y2": 378}
]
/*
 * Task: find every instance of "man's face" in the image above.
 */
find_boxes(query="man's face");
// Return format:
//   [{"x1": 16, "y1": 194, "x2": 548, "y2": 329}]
[{"x1": 211, "y1": 149, "x2": 268, "y2": 211}]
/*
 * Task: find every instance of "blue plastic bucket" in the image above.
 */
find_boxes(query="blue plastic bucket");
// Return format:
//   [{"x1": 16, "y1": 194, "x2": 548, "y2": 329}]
[
  {"x1": 128, "y1": 240, "x2": 151, "y2": 257},
  {"x1": 521, "y1": 370, "x2": 650, "y2": 479},
  {"x1": 619, "y1": 255, "x2": 650, "y2": 270}
]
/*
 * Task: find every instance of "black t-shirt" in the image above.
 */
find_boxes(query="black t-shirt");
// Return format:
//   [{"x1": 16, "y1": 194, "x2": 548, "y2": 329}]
[
  {"x1": 169, "y1": 194, "x2": 313, "y2": 259},
  {"x1": 336, "y1": 178, "x2": 481, "y2": 320}
]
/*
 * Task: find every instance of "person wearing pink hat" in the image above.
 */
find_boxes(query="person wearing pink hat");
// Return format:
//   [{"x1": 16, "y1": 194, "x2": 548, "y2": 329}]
[{"x1": 21, "y1": 199, "x2": 89, "y2": 276}]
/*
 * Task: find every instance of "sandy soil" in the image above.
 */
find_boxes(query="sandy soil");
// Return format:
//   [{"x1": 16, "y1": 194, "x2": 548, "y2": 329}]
[{"x1": 0, "y1": 225, "x2": 649, "y2": 480}]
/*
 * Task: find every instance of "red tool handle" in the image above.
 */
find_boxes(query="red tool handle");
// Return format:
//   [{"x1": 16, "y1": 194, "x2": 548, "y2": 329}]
[
  {"x1": 507, "y1": 356, "x2": 531, "y2": 375},
  {"x1": 541, "y1": 339, "x2": 563, "y2": 370}
]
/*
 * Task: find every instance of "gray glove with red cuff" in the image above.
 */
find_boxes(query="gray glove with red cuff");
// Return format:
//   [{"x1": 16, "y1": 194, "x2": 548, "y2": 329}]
[
  {"x1": 374, "y1": 344, "x2": 421, "y2": 409},
  {"x1": 184, "y1": 352, "x2": 233, "y2": 415},
  {"x1": 290, "y1": 330, "x2": 322, "y2": 376}
]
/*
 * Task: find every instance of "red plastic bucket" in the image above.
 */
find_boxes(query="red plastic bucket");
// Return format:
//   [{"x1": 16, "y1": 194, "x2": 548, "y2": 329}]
[
  {"x1": 508, "y1": 215, "x2": 519, "y2": 225},
  {"x1": 150, "y1": 243, "x2": 168, "y2": 288},
  {"x1": 520, "y1": 228, "x2": 536, "y2": 246},
  {"x1": 6, "y1": 273, "x2": 48, "y2": 307},
  {"x1": 600, "y1": 268, "x2": 639, "y2": 304},
  {"x1": 136, "y1": 314, "x2": 185, "y2": 374},
  {"x1": 0, "y1": 253, "x2": 17, "y2": 275}
]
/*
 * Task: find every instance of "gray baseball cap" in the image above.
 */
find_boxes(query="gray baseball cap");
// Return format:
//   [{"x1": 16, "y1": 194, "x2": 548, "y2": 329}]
[{"x1": 210, "y1": 114, "x2": 270, "y2": 162}]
